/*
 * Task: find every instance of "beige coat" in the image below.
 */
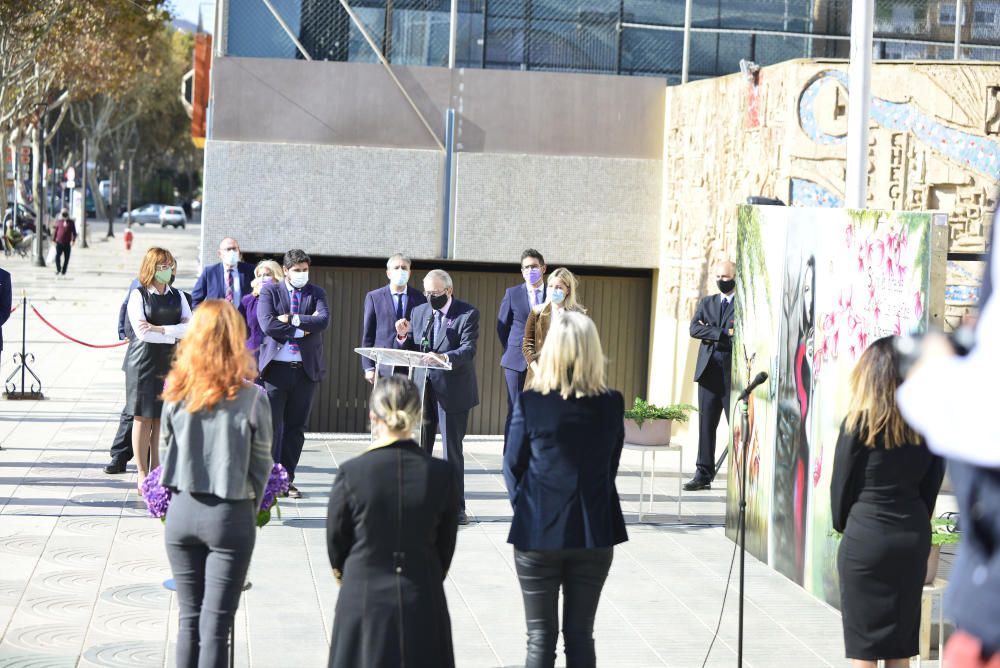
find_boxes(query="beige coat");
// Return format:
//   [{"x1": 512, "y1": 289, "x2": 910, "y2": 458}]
[{"x1": 522, "y1": 303, "x2": 585, "y2": 386}]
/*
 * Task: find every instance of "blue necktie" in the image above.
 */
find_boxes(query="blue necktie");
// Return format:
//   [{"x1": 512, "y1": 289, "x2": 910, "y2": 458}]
[{"x1": 394, "y1": 293, "x2": 403, "y2": 321}]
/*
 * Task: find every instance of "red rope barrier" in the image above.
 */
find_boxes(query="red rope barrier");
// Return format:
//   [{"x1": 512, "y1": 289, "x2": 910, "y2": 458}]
[{"x1": 29, "y1": 306, "x2": 128, "y2": 348}]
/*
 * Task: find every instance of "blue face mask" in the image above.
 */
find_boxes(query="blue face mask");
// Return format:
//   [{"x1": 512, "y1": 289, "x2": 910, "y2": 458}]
[{"x1": 550, "y1": 288, "x2": 566, "y2": 305}]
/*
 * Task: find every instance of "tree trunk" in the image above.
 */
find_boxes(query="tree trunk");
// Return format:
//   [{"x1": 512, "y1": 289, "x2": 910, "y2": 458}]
[
  {"x1": 0, "y1": 129, "x2": 8, "y2": 231},
  {"x1": 31, "y1": 120, "x2": 45, "y2": 265}
]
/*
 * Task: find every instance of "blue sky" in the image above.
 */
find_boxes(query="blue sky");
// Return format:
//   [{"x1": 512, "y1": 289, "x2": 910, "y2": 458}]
[{"x1": 169, "y1": 0, "x2": 216, "y2": 27}]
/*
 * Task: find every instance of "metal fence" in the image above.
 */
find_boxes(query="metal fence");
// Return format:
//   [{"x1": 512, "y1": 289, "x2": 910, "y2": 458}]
[{"x1": 223, "y1": 0, "x2": 1000, "y2": 82}]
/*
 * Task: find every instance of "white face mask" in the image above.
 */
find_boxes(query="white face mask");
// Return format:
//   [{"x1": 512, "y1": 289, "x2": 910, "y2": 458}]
[
  {"x1": 390, "y1": 269, "x2": 409, "y2": 287},
  {"x1": 223, "y1": 249, "x2": 239, "y2": 266},
  {"x1": 289, "y1": 271, "x2": 309, "y2": 289}
]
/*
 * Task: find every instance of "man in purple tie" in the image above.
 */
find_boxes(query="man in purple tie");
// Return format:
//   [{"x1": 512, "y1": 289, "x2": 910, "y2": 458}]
[
  {"x1": 360, "y1": 253, "x2": 427, "y2": 383},
  {"x1": 497, "y1": 249, "x2": 546, "y2": 450},
  {"x1": 257, "y1": 249, "x2": 330, "y2": 498},
  {"x1": 191, "y1": 237, "x2": 255, "y2": 308}
]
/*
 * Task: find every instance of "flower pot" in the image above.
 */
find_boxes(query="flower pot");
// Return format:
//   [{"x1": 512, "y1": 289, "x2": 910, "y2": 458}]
[
  {"x1": 925, "y1": 544, "x2": 941, "y2": 585},
  {"x1": 624, "y1": 418, "x2": 672, "y2": 446}
]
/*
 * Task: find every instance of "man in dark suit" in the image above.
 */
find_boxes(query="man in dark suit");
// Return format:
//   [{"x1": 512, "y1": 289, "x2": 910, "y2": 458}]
[
  {"x1": 497, "y1": 249, "x2": 546, "y2": 449},
  {"x1": 685, "y1": 260, "x2": 737, "y2": 491},
  {"x1": 191, "y1": 237, "x2": 254, "y2": 308},
  {"x1": 396, "y1": 269, "x2": 479, "y2": 524},
  {"x1": 0, "y1": 267, "x2": 11, "y2": 370},
  {"x1": 361, "y1": 253, "x2": 426, "y2": 382},
  {"x1": 258, "y1": 249, "x2": 329, "y2": 498}
]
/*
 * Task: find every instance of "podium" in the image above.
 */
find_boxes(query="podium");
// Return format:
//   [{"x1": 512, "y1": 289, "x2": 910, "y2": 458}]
[{"x1": 354, "y1": 347, "x2": 452, "y2": 449}]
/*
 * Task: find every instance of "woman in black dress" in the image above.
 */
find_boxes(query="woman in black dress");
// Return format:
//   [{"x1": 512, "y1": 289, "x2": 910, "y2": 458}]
[
  {"x1": 831, "y1": 336, "x2": 945, "y2": 668},
  {"x1": 124, "y1": 247, "x2": 190, "y2": 491},
  {"x1": 326, "y1": 375, "x2": 459, "y2": 668}
]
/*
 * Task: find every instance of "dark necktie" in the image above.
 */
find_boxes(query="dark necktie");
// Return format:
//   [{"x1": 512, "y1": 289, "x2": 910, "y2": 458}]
[
  {"x1": 394, "y1": 293, "x2": 403, "y2": 321},
  {"x1": 225, "y1": 269, "x2": 234, "y2": 303},
  {"x1": 288, "y1": 289, "x2": 301, "y2": 355}
]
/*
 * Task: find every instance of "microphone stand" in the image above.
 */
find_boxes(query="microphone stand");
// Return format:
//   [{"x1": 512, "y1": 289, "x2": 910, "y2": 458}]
[{"x1": 736, "y1": 396, "x2": 751, "y2": 668}]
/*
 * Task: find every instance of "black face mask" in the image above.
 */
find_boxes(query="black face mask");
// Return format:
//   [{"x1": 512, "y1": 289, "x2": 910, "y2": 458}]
[
  {"x1": 429, "y1": 293, "x2": 449, "y2": 310},
  {"x1": 717, "y1": 278, "x2": 736, "y2": 294}
]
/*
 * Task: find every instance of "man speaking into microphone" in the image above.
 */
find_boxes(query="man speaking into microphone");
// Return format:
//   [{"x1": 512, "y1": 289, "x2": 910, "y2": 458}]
[
  {"x1": 685, "y1": 260, "x2": 737, "y2": 491},
  {"x1": 395, "y1": 269, "x2": 480, "y2": 524}
]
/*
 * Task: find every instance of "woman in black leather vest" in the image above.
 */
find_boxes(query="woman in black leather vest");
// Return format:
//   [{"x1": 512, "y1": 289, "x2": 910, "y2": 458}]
[{"x1": 124, "y1": 247, "x2": 190, "y2": 491}]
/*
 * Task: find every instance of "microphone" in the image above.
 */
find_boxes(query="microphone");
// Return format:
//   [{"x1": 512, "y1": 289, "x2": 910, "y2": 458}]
[
  {"x1": 420, "y1": 313, "x2": 435, "y2": 352},
  {"x1": 737, "y1": 371, "x2": 768, "y2": 403}
]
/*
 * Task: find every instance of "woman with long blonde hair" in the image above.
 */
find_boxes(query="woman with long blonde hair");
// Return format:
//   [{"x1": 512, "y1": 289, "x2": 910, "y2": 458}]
[
  {"x1": 521, "y1": 267, "x2": 586, "y2": 387},
  {"x1": 239, "y1": 259, "x2": 284, "y2": 364},
  {"x1": 831, "y1": 336, "x2": 945, "y2": 668},
  {"x1": 160, "y1": 300, "x2": 273, "y2": 668},
  {"x1": 124, "y1": 247, "x2": 190, "y2": 491},
  {"x1": 505, "y1": 312, "x2": 627, "y2": 668}
]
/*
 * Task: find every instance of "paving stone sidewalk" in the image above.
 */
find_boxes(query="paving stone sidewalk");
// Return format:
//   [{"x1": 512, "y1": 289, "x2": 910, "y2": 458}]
[{"x1": 0, "y1": 223, "x2": 944, "y2": 667}]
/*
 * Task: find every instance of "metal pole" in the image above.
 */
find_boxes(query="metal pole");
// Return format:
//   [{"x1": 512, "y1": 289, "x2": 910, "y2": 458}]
[
  {"x1": 845, "y1": 0, "x2": 874, "y2": 209},
  {"x1": 441, "y1": 109, "x2": 455, "y2": 259},
  {"x1": 448, "y1": 0, "x2": 458, "y2": 69},
  {"x1": 127, "y1": 156, "x2": 134, "y2": 227},
  {"x1": 80, "y1": 138, "x2": 89, "y2": 248},
  {"x1": 681, "y1": 0, "x2": 693, "y2": 83},
  {"x1": 106, "y1": 169, "x2": 114, "y2": 238},
  {"x1": 953, "y1": 0, "x2": 962, "y2": 59}
]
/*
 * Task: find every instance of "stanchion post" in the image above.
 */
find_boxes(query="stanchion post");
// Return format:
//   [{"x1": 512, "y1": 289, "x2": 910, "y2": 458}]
[{"x1": 3, "y1": 293, "x2": 44, "y2": 401}]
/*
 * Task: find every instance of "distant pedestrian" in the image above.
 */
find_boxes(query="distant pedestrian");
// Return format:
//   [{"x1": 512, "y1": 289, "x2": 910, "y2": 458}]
[
  {"x1": 257, "y1": 249, "x2": 329, "y2": 498},
  {"x1": 327, "y1": 375, "x2": 458, "y2": 668},
  {"x1": 521, "y1": 267, "x2": 586, "y2": 387},
  {"x1": 505, "y1": 312, "x2": 628, "y2": 668},
  {"x1": 239, "y1": 259, "x2": 284, "y2": 365},
  {"x1": 52, "y1": 208, "x2": 77, "y2": 276},
  {"x1": 192, "y1": 237, "x2": 254, "y2": 308},
  {"x1": 124, "y1": 247, "x2": 190, "y2": 491},
  {"x1": 160, "y1": 300, "x2": 273, "y2": 668},
  {"x1": 832, "y1": 336, "x2": 944, "y2": 668}
]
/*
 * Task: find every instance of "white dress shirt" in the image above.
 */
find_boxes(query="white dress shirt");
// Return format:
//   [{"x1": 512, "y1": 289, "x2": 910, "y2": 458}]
[
  {"x1": 897, "y1": 217, "x2": 999, "y2": 466},
  {"x1": 127, "y1": 285, "x2": 191, "y2": 343}
]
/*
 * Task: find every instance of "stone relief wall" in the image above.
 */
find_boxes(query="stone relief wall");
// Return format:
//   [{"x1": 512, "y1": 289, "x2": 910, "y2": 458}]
[{"x1": 651, "y1": 58, "x2": 999, "y2": 409}]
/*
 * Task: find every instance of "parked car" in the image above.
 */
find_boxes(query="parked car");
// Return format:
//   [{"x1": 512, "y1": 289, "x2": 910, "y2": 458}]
[
  {"x1": 128, "y1": 204, "x2": 165, "y2": 226},
  {"x1": 159, "y1": 206, "x2": 187, "y2": 229}
]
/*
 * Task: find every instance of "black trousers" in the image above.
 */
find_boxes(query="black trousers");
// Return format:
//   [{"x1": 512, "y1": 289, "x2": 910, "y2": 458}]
[
  {"x1": 262, "y1": 362, "x2": 317, "y2": 483},
  {"x1": 696, "y1": 351, "x2": 732, "y2": 479},
  {"x1": 165, "y1": 492, "x2": 256, "y2": 668},
  {"x1": 503, "y1": 367, "x2": 526, "y2": 452},
  {"x1": 109, "y1": 407, "x2": 134, "y2": 465},
  {"x1": 55, "y1": 242, "x2": 71, "y2": 274},
  {"x1": 420, "y1": 383, "x2": 468, "y2": 511},
  {"x1": 513, "y1": 547, "x2": 614, "y2": 668}
]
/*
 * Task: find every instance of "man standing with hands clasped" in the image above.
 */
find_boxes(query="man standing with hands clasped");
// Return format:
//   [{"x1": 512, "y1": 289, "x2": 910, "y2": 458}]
[
  {"x1": 685, "y1": 260, "x2": 737, "y2": 491},
  {"x1": 395, "y1": 269, "x2": 479, "y2": 524},
  {"x1": 361, "y1": 253, "x2": 426, "y2": 382}
]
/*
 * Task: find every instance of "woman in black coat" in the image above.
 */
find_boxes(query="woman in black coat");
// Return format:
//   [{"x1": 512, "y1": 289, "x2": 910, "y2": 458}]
[
  {"x1": 326, "y1": 375, "x2": 460, "y2": 668},
  {"x1": 504, "y1": 311, "x2": 628, "y2": 668},
  {"x1": 831, "y1": 336, "x2": 945, "y2": 668}
]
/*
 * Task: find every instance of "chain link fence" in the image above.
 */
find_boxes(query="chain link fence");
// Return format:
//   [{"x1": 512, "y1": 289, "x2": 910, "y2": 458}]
[{"x1": 223, "y1": 0, "x2": 1000, "y2": 82}]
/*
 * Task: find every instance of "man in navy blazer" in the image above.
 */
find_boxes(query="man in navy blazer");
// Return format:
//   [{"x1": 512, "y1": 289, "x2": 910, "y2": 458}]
[
  {"x1": 258, "y1": 249, "x2": 330, "y2": 497},
  {"x1": 396, "y1": 269, "x2": 479, "y2": 523},
  {"x1": 497, "y1": 249, "x2": 546, "y2": 449},
  {"x1": 192, "y1": 237, "x2": 254, "y2": 308},
  {"x1": 686, "y1": 260, "x2": 737, "y2": 491},
  {"x1": 0, "y1": 267, "x2": 11, "y2": 363},
  {"x1": 361, "y1": 253, "x2": 426, "y2": 382}
]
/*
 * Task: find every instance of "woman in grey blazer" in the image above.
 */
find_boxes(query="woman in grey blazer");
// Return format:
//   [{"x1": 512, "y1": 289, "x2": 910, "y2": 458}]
[{"x1": 160, "y1": 300, "x2": 273, "y2": 668}]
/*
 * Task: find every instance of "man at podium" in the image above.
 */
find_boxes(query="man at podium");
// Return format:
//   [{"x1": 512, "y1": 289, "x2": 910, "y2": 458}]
[
  {"x1": 361, "y1": 253, "x2": 426, "y2": 383},
  {"x1": 395, "y1": 269, "x2": 480, "y2": 524}
]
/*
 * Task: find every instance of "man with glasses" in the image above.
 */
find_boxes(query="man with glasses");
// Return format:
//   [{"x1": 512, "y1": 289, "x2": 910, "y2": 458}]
[
  {"x1": 395, "y1": 269, "x2": 479, "y2": 524},
  {"x1": 192, "y1": 237, "x2": 254, "y2": 308},
  {"x1": 497, "y1": 249, "x2": 546, "y2": 451}
]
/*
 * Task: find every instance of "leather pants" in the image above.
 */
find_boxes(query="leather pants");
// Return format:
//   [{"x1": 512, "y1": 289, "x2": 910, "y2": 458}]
[{"x1": 513, "y1": 547, "x2": 613, "y2": 668}]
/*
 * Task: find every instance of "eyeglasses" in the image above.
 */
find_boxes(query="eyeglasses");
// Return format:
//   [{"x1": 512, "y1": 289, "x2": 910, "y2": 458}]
[
  {"x1": 424, "y1": 290, "x2": 447, "y2": 298},
  {"x1": 521, "y1": 264, "x2": 541, "y2": 272},
  {"x1": 221, "y1": 247, "x2": 239, "y2": 252},
  {"x1": 155, "y1": 264, "x2": 173, "y2": 271}
]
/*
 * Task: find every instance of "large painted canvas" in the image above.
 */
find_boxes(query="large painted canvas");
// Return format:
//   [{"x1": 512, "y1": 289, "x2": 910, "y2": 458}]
[{"x1": 726, "y1": 205, "x2": 945, "y2": 606}]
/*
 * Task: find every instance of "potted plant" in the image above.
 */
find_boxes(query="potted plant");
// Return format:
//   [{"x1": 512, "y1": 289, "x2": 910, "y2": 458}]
[
  {"x1": 623, "y1": 398, "x2": 697, "y2": 446},
  {"x1": 927, "y1": 515, "x2": 960, "y2": 584}
]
